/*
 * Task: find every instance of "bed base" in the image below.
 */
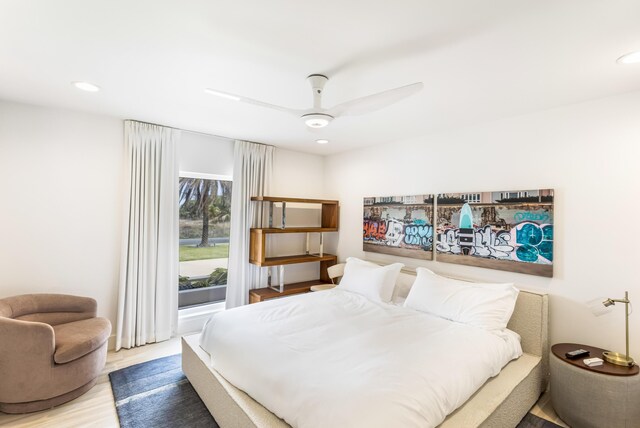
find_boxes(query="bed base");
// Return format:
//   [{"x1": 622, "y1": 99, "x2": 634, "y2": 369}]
[{"x1": 182, "y1": 289, "x2": 548, "y2": 428}]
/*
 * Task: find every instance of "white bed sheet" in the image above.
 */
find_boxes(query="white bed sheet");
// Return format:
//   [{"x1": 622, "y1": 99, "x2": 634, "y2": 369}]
[{"x1": 199, "y1": 289, "x2": 522, "y2": 428}]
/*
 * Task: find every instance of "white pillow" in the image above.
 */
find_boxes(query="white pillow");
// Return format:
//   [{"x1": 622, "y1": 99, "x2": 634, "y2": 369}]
[
  {"x1": 404, "y1": 267, "x2": 519, "y2": 331},
  {"x1": 337, "y1": 257, "x2": 404, "y2": 303}
]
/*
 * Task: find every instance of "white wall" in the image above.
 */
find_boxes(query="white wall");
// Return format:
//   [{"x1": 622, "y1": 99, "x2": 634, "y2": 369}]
[
  {"x1": 324, "y1": 90, "x2": 640, "y2": 357},
  {"x1": 0, "y1": 101, "x2": 123, "y2": 327},
  {"x1": 272, "y1": 148, "x2": 325, "y2": 197},
  {"x1": 270, "y1": 148, "x2": 328, "y2": 283},
  {"x1": 179, "y1": 131, "x2": 234, "y2": 177}
]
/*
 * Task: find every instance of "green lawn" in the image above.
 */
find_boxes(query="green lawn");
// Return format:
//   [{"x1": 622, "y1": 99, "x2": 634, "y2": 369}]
[{"x1": 179, "y1": 244, "x2": 229, "y2": 262}]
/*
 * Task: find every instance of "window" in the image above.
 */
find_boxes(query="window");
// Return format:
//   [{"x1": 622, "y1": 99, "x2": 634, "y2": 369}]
[
  {"x1": 402, "y1": 195, "x2": 417, "y2": 204},
  {"x1": 500, "y1": 191, "x2": 529, "y2": 199},
  {"x1": 178, "y1": 173, "x2": 232, "y2": 309},
  {"x1": 460, "y1": 193, "x2": 481, "y2": 203}
]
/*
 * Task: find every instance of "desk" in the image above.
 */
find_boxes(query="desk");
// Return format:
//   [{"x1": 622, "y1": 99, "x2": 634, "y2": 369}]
[{"x1": 550, "y1": 343, "x2": 640, "y2": 428}]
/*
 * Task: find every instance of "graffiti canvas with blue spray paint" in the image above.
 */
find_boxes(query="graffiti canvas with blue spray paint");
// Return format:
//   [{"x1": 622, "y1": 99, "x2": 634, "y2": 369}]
[
  {"x1": 436, "y1": 189, "x2": 554, "y2": 277},
  {"x1": 363, "y1": 195, "x2": 434, "y2": 260}
]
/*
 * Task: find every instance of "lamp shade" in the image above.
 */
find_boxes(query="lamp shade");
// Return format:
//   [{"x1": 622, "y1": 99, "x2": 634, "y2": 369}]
[{"x1": 587, "y1": 297, "x2": 614, "y2": 317}]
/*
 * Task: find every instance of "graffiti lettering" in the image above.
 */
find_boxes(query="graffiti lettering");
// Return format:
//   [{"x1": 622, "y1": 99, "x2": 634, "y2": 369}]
[
  {"x1": 514, "y1": 211, "x2": 549, "y2": 223},
  {"x1": 437, "y1": 222, "x2": 553, "y2": 263},
  {"x1": 403, "y1": 224, "x2": 433, "y2": 248},
  {"x1": 363, "y1": 220, "x2": 387, "y2": 241},
  {"x1": 513, "y1": 222, "x2": 553, "y2": 262},
  {"x1": 363, "y1": 219, "x2": 433, "y2": 250},
  {"x1": 436, "y1": 229, "x2": 461, "y2": 254},
  {"x1": 385, "y1": 218, "x2": 405, "y2": 246}
]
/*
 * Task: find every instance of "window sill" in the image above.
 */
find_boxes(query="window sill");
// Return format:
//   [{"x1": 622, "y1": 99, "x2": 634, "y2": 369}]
[{"x1": 177, "y1": 301, "x2": 225, "y2": 335}]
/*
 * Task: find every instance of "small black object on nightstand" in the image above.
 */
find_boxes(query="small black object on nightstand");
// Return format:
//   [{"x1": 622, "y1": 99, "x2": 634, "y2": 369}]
[{"x1": 565, "y1": 348, "x2": 590, "y2": 359}]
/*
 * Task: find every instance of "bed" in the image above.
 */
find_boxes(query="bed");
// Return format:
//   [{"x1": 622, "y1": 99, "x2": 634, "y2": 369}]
[{"x1": 182, "y1": 269, "x2": 548, "y2": 428}]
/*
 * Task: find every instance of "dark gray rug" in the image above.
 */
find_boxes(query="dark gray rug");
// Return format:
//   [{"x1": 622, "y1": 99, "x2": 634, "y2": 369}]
[
  {"x1": 109, "y1": 354, "x2": 218, "y2": 428},
  {"x1": 109, "y1": 354, "x2": 562, "y2": 428},
  {"x1": 517, "y1": 413, "x2": 563, "y2": 428}
]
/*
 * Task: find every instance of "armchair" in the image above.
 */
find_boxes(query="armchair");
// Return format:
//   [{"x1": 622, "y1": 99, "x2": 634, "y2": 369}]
[{"x1": 0, "y1": 294, "x2": 111, "y2": 413}]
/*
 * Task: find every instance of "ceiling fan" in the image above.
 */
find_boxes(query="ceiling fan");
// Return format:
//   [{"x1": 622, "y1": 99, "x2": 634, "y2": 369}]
[{"x1": 205, "y1": 74, "x2": 423, "y2": 128}]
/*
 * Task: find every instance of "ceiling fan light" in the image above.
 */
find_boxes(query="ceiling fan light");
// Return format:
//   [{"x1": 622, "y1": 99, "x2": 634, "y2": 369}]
[{"x1": 302, "y1": 113, "x2": 333, "y2": 128}]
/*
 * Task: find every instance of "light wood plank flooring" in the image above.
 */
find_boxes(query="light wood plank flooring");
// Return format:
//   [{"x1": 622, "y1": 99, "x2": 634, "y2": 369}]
[{"x1": 0, "y1": 337, "x2": 568, "y2": 427}]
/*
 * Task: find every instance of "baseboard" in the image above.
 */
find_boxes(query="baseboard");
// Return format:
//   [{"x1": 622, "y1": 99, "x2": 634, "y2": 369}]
[
  {"x1": 107, "y1": 334, "x2": 116, "y2": 351},
  {"x1": 106, "y1": 303, "x2": 223, "y2": 351}
]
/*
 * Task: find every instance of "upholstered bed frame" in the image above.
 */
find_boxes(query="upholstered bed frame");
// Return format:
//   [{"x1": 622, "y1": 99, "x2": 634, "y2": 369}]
[{"x1": 182, "y1": 287, "x2": 548, "y2": 428}]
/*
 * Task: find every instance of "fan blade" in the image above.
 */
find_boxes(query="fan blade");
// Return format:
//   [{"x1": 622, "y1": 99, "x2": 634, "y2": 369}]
[
  {"x1": 325, "y1": 82, "x2": 423, "y2": 117},
  {"x1": 204, "y1": 88, "x2": 305, "y2": 116}
]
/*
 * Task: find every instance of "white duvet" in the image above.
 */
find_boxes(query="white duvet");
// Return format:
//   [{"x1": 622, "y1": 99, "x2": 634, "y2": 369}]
[{"x1": 199, "y1": 289, "x2": 522, "y2": 428}]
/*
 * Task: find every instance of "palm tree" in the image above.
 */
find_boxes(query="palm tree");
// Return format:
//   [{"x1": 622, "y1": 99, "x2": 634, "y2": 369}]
[
  {"x1": 209, "y1": 181, "x2": 232, "y2": 225},
  {"x1": 179, "y1": 178, "x2": 233, "y2": 247},
  {"x1": 179, "y1": 178, "x2": 214, "y2": 247}
]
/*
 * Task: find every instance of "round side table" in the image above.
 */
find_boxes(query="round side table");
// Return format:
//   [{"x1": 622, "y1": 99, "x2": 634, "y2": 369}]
[{"x1": 550, "y1": 343, "x2": 640, "y2": 428}]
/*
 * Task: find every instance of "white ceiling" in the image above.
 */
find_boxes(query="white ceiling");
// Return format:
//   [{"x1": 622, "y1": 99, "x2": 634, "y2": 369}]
[{"x1": 1, "y1": 0, "x2": 639, "y2": 155}]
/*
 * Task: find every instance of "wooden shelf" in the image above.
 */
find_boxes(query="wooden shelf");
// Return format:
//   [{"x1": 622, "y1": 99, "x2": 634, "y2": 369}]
[
  {"x1": 249, "y1": 280, "x2": 332, "y2": 304},
  {"x1": 251, "y1": 196, "x2": 338, "y2": 205},
  {"x1": 252, "y1": 253, "x2": 337, "y2": 267},
  {"x1": 251, "y1": 227, "x2": 338, "y2": 234},
  {"x1": 249, "y1": 196, "x2": 340, "y2": 302},
  {"x1": 252, "y1": 196, "x2": 339, "y2": 230}
]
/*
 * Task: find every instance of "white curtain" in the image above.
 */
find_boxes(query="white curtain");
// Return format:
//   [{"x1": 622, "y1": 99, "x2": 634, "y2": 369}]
[
  {"x1": 116, "y1": 120, "x2": 180, "y2": 350},
  {"x1": 226, "y1": 140, "x2": 274, "y2": 309}
]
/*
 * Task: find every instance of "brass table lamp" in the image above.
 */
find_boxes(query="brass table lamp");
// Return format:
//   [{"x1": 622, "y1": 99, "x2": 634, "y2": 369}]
[{"x1": 601, "y1": 291, "x2": 634, "y2": 367}]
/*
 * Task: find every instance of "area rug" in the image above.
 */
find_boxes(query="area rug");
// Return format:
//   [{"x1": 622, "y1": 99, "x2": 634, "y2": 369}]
[
  {"x1": 517, "y1": 413, "x2": 564, "y2": 428},
  {"x1": 109, "y1": 354, "x2": 218, "y2": 428},
  {"x1": 109, "y1": 354, "x2": 562, "y2": 428}
]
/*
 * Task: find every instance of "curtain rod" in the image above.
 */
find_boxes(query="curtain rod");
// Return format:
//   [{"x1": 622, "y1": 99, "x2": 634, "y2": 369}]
[{"x1": 125, "y1": 119, "x2": 275, "y2": 148}]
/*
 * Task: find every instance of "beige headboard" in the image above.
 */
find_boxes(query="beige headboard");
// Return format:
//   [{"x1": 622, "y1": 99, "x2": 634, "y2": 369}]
[{"x1": 507, "y1": 290, "x2": 549, "y2": 358}]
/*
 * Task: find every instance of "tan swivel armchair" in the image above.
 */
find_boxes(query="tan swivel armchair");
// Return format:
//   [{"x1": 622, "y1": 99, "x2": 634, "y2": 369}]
[{"x1": 0, "y1": 294, "x2": 111, "y2": 413}]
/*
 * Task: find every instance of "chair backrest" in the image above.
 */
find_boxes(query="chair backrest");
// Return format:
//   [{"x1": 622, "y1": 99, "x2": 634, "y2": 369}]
[
  {"x1": 328, "y1": 263, "x2": 346, "y2": 284},
  {"x1": 0, "y1": 294, "x2": 96, "y2": 325}
]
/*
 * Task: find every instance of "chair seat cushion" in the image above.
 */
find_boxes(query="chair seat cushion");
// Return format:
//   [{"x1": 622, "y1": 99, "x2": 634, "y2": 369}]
[{"x1": 53, "y1": 317, "x2": 111, "y2": 364}]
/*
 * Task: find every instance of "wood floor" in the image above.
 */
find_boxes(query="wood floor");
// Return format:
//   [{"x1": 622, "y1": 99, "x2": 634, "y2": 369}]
[{"x1": 0, "y1": 336, "x2": 569, "y2": 428}]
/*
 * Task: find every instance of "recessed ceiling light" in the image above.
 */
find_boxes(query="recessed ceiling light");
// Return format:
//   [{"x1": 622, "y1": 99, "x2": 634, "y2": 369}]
[
  {"x1": 72, "y1": 81, "x2": 100, "y2": 92},
  {"x1": 204, "y1": 88, "x2": 241, "y2": 101},
  {"x1": 617, "y1": 50, "x2": 640, "y2": 64},
  {"x1": 316, "y1": 139, "x2": 329, "y2": 144}
]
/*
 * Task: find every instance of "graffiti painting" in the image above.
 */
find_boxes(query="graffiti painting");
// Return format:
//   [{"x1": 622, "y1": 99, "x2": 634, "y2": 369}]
[
  {"x1": 436, "y1": 189, "x2": 554, "y2": 277},
  {"x1": 363, "y1": 195, "x2": 434, "y2": 260}
]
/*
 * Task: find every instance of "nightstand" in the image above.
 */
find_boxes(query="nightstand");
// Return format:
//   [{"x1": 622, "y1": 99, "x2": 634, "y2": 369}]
[{"x1": 550, "y1": 343, "x2": 640, "y2": 428}]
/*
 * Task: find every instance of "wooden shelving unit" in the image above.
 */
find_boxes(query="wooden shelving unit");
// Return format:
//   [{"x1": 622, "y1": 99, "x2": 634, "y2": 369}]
[
  {"x1": 248, "y1": 196, "x2": 339, "y2": 303},
  {"x1": 248, "y1": 279, "x2": 329, "y2": 304}
]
